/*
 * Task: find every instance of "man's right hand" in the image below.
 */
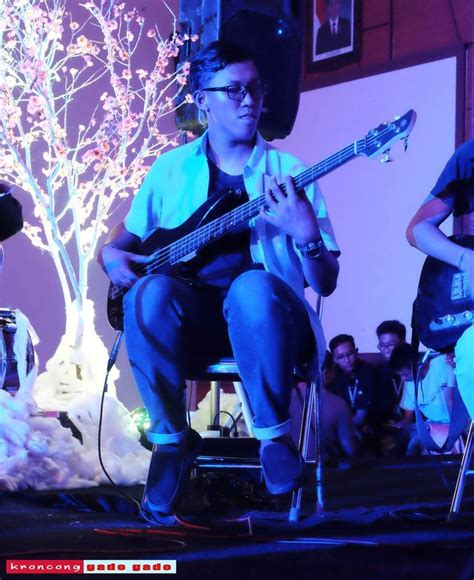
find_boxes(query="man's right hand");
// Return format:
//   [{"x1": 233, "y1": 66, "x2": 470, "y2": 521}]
[{"x1": 101, "y1": 245, "x2": 152, "y2": 288}]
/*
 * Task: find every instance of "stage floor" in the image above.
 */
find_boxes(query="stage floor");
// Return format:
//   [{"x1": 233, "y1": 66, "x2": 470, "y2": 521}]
[{"x1": 1, "y1": 455, "x2": 473, "y2": 579}]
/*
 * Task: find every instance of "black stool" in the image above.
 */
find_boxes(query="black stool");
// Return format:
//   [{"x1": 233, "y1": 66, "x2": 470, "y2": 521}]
[{"x1": 189, "y1": 358, "x2": 323, "y2": 522}]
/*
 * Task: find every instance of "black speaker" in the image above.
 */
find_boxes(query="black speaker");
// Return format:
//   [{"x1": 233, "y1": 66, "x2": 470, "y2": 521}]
[{"x1": 177, "y1": 0, "x2": 304, "y2": 140}]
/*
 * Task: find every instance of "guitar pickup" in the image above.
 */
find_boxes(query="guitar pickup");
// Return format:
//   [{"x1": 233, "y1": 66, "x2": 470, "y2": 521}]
[
  {"x1": 429, "y1": 310, "x2": 474, "y2": 332},
  {"x1": 451, "y1": 272, "x2": 470, "y2": 301}
]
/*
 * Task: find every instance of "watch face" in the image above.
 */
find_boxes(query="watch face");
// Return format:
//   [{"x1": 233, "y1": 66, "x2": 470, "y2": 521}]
[{"x1": 298, "y1": 239, "x2": 325, "y2": 258}]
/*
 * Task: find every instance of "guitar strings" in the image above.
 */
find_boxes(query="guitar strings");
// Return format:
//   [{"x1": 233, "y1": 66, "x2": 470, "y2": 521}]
[
  {"x1": 140, "y1": 123, "x2": 402, "y2": 275},
  {"x1": 140, "y1": 140, "x2": 360, "y2": 274},
  {"x1": 141, "y1": 132, "x2": 380, "y2": 273}
]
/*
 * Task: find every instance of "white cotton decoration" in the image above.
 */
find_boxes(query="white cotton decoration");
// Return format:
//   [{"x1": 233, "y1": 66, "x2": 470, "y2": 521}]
[
  {"x1": 67, "y1": 393, "x2": 151, "y2": 486},
  {"x1": 0, "y1": 386, "x2": 98, "y2": 491},
  {"x1": 0, "y1": 310, "x2": 149, "y2": 491}
]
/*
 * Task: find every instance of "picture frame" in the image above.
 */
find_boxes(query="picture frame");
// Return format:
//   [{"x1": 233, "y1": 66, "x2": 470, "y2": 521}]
[{"x1": 307, "y1": 0, "x2": 361, "y2": 73}]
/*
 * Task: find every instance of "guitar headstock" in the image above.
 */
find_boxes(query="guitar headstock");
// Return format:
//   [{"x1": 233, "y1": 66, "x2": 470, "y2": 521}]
[{"x1": 359, "y1": 110, "x2": 417, "y2": 159}]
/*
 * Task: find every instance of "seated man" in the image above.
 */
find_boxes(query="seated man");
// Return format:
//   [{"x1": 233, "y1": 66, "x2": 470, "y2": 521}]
[
  {"x1": 99, "y1": 41, "x2": 340, "y2": 523},
  {"x1": 370, "y1": 320, "x2": 407, "y2": 453},
  {"x1": 320, "y1": 351, "x2": 359, "y2": 462},
  {"x1": 406, "y1": 138, "x2": 474, "y2": 419},
  {"x1": 328, "y1": 334, "x2": 377, "y2": 441},
  {"x1": 390, "y1": 343, "x2": 455, "y2": 455}
]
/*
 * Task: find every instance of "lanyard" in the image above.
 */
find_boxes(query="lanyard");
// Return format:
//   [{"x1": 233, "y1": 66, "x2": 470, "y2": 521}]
[
  {"x1": 393, "y1": 378, "x2": 403, "y2": 398},
  {"x1": 348, "y1": 379, "x2": 359, "y2": 407}
]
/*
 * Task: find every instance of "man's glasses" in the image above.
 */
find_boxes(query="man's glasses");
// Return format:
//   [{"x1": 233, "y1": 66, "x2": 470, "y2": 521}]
[
  {"x1": 202, "y1": 82, "x2": 266, "y2": 102},
  {"x1": 377, "y1": 342, "x2": 400, "y2": 351}
]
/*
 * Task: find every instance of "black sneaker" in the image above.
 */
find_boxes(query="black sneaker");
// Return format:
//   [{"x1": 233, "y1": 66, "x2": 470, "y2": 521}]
[
  {"x1": 260, "y1": 438, "x2": 304, "y2": 495},
  {"x1": 140, "y1": 429, "x2": 202, "y2": 519}
]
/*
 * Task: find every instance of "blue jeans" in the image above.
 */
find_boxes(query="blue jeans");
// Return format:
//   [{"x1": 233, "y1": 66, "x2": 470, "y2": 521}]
[{"x1": 124, "y1": 269, "x2": 315, "y2": 444}]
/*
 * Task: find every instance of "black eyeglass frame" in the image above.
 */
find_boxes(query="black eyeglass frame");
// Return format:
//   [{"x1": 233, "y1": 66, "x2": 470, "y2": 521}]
[{"x1": 202, "y1": 82, "x2": 267, "y2": 101}]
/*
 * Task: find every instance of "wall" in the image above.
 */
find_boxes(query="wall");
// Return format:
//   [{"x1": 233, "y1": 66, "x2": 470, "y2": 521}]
[
  {"x1": 304, "y1": 0, "x2": 473, "y2": 140},
  {"x1": 297, "y1": 0, "x2": 473, "y2": 350},
  {"x1": 277, "y1": 56, "x2": 456, "y2": 352}
]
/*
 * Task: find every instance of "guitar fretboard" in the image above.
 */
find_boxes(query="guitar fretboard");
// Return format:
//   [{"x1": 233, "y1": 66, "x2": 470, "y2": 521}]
[{"x1": 141, "y1": 140, "x2": 364, "y2": 275}]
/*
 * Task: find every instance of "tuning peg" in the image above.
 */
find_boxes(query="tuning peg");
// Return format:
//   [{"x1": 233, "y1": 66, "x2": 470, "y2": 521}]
[
  {"x1": 380, "y1": 149, "x2": 393, "y2": 163},
  {"x1": 404, "y1": 137, "x2": 409, "y2": 151}
]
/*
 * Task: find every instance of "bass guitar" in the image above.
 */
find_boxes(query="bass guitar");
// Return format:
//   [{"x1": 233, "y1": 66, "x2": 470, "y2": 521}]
[
  {"x1": 414, "y1": 235, "x2": 474, "y2": 350},
  {"x1": 107, "y1": 109, "x2": 417, "y2": 330}
]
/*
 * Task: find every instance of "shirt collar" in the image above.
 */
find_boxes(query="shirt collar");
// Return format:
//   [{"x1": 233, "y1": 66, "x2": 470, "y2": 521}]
[{"x1": 193, "y1": 130, "x2": 266, "y2": 173}]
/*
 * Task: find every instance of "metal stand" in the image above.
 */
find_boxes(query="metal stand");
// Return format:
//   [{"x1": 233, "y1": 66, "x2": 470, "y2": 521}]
[
  {"x1": 447, "y1": 420, "x2": 474, "y2": 522},
  {"x1": 290, "y1": 294, "x2": 325, "y2": 522},
  {"x1": 289, "y1": 372, "x2": 323, "y2": 521}
]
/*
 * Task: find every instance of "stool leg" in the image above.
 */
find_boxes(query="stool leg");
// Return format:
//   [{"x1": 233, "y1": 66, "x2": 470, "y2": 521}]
[
  {"x1": 232, "y1": 381, "x2": 255, "y2": 436},
  {"x1": 314, "y1": 374, "x2": 324, "y2": 513},
  {"x1": 448, "y1": 420, "x2": 474, "y2": 522},
  {"x1": 209, "y1": 380, "x2": 221, "y2": 428},
  {"x1": 290, "y1": 378, "x2": 321, "y2": 522}
]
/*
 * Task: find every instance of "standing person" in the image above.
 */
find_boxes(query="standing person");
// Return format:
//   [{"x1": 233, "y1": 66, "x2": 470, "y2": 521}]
[
  {"x1": 99, "y1": 41, "x2": 340, "y2": 523},
  {"x1": 406, "y1": 139, "x2": 474, "y2": 419},
  {"x1": 315, "y1": 0, "x2": 351, "y2": 56}
]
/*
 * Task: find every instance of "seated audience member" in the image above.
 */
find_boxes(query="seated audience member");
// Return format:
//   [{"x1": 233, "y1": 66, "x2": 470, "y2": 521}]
[
  {"x1": 390, "y1": 343, "x2": 456, "y2": 455},
  {"x1": 320, "y1": 351, "x2": 359, "y2": 462},
  {"x1": 328, "y1": 334, "x2": 377, "y2": 442},
  {"x1": 370, "y1": 320, "x2": 407, "y2": 454}
]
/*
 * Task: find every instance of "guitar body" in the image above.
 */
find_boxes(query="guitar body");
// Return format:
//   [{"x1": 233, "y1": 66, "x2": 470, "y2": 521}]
[
  {"x1": 414, "y1": 235, "x2": 474, "y2": 350},
  {"x1": 107, "y1": 189, "x2": 246, "y2": 330}
]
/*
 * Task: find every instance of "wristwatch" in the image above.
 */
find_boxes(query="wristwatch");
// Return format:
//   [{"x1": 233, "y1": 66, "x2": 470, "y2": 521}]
[{"x1": 295, "y1": 238, "x2": 325, "y2": 259}]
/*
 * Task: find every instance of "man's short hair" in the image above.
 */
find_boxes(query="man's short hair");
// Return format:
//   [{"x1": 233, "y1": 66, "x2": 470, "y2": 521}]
[
  {"x1": 329, "y1": 334, "x2": 355, "y2": 353},
  {"x1": 389, "y1": 343, "x2": 417, "y2": 372},
  {"x1": 376, "y1": 320, "x2": 406, "y2": 341},
  {"x1": 188, "y1": 41, "x2": 256, "y2": 95}
]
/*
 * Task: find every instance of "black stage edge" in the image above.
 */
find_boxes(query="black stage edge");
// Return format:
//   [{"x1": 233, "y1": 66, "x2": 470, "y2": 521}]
[{"x1": 1, "y1": 455, "x2": 473, "y2": 579}]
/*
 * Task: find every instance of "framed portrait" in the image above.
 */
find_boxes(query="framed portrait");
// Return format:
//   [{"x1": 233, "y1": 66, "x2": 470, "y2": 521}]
[{"x1": 308, "y1": 0, "x2": 361, "y2": 72}]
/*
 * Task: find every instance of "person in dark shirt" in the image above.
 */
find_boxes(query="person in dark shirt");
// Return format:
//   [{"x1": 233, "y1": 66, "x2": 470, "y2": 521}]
[
  {"x1": 407, "y1": 139, "x2": 474, "y2": 420},
  {"x1": 315, "y1": 0, "x2": 351, "y2": 56},
  {"x1": 370, "y1": 320, "x2": 409, "y2": 454},
  {"x1": 320, "y1": 351, "x2": 359, "y2": 462},
  {"x1": 328, "y1": 334, "x2": 376, "y2": 441}
]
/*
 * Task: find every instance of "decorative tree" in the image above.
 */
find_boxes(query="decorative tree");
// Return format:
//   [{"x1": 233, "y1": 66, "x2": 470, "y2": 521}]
[{"x1": 0, "y1": 0, "x2": 195, "y2": 409}]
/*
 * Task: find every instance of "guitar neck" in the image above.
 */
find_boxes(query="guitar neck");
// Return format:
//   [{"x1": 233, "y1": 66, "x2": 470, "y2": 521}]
[{"x1": 148, "y1": 139, "x2": 363, "y2": 268}]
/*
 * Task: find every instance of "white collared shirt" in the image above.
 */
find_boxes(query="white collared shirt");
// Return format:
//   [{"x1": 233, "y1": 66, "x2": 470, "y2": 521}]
[{"x1": 125, "y1": 131, "x2": 339, "y2": 370}]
